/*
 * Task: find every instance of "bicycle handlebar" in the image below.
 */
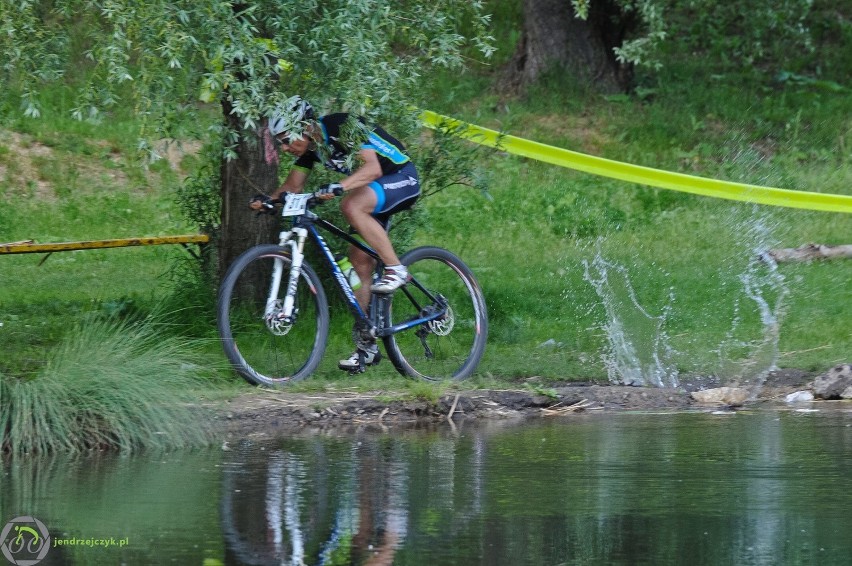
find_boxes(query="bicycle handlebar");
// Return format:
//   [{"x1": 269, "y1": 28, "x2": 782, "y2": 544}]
[{"x1": 252, "y1": 186, "x2": 343, "y2": 216}]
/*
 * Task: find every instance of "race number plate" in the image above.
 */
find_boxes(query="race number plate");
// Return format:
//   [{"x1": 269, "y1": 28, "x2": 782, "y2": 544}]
[{"x1": 280, "y1": 193, "x2": 312, "y2": 217}]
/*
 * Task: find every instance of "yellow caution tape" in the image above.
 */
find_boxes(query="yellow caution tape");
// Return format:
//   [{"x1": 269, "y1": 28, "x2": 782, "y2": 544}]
[{"x1": 421, "y1": 110, "x2": 852, "y2": 214}]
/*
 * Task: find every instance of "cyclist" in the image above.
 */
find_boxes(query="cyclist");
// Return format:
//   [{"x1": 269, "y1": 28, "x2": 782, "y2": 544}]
[{"x1": 251, "y1": 98, "x2": 421, "y2": 371}]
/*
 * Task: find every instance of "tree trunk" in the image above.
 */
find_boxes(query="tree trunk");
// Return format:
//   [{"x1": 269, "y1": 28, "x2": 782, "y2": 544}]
[
  {"x1": 500, "y1": 0, "x2": 633, "y2": 94},
  {"x1": 218, "y1": 106, "x2": 280, "y2": 280}
]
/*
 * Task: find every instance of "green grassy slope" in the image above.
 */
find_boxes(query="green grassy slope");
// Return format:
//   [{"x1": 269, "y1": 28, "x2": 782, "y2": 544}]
[{"x1": 1, "y1": 62, "x2": 850, "y2": 390}]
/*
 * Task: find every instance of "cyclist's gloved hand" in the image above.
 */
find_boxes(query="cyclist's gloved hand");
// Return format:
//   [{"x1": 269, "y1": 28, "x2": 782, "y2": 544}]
[
  {"x1": 316, "y1": 183, "x2": 344, "y2": 200},
  {"x1": 249, "y1": 194, "x2": 274, "y2": 212}
]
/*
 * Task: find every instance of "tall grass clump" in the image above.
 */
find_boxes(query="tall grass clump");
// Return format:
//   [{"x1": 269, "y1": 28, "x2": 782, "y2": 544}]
[{"x1": 0, "y1": 317, "x2": 219, "y2": 455}]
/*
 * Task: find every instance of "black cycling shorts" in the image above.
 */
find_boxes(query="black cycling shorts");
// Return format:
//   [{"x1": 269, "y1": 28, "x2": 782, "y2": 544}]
[{"x1": 367, "y1": 162, "x2": 420, "y2": 229}]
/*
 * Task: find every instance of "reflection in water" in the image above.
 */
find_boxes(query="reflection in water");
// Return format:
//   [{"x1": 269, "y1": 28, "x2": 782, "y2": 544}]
[
  {"x1": 2, "y1": 412, "x2": 851, "y2": 565},
  {"x1": 220, "y1": 413, "x2": 852, "y2": 566},
  {"x1": 0, "y1": 451, "x2": 223, "y2": 564},
  {"x1": 222, "y1": 433, "x2": 419, "y2": 565}
]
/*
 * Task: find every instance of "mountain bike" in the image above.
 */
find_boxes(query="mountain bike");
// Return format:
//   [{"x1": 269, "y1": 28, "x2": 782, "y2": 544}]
[{"x1": 216, "y1": 190, "x2": 488, "y2": 386}]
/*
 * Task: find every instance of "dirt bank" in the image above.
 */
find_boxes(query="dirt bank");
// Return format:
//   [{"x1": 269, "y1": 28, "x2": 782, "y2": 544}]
[{"x1": 217, "y1": 368, "x2": 839, "y2": 439}]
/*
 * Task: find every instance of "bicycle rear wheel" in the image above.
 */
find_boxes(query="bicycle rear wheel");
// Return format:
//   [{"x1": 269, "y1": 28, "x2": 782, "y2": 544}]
[
  {"x1": 383, "y1": 246, "x2": 488, "y2": 381},
  {"x1": 217, "y1": 244, "x2": 329, "y2": 386}
]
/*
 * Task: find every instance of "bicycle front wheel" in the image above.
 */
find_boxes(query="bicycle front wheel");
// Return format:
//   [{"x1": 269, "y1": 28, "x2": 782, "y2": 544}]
[
  {"x1": 383, "y1": 246, "x2": 488, "y2": 381},
  {"x1": 217, "y1": 244, "x2": 329, "y2": 386}
]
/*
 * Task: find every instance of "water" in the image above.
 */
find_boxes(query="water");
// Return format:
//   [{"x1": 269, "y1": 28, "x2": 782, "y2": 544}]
[
  {"x1": 3, "y1": 411, "x2": 852, "y2": 565},
  {"x1": 714, "y1": 209, "x2": 789, "y2": 390},
  {"x1": 582, "y1": 249, "x2": 679, "y2": 388},
  {"x1": 582, "y1": 206, "x2": 790, "y2": 390}
]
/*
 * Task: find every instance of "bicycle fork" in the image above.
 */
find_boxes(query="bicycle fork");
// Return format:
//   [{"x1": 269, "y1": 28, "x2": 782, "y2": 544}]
[{"x1": 265, "y1": 227, "x2": 308, "y2": 324}]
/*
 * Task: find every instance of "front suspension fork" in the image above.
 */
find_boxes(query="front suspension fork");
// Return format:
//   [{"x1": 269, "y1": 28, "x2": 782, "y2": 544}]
[{"x1": 265, "y1": 228, "x2": 308, "y2": 320}]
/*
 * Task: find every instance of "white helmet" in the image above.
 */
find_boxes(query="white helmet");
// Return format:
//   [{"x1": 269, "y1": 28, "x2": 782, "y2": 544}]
[{"x1": 269, "y1": 97, "x2": 315, "y2": 136}]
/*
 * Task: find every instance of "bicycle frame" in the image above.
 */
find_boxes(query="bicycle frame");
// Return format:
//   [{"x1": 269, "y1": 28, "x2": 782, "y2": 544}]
[
  {"x1": 272, "y1": 206, "x2": 447, "y2": 339},
  {"x1": 219, "y1": 193, "x2": 488, "y2": 384}
]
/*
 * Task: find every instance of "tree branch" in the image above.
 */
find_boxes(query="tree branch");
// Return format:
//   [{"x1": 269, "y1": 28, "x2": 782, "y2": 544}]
[{"x1": 766, "y1": 244, "x2": 852, "y2": 263}]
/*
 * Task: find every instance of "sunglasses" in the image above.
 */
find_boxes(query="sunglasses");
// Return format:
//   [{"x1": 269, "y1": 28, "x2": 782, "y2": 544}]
[{"x1": 274, "y1": 132, "x2": 306, "y2": 147}]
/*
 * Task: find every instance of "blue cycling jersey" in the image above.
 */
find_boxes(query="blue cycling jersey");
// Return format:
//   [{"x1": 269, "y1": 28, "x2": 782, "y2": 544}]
[{"x1": 293, "y1": 113, "x2": 410, "y2": 176}]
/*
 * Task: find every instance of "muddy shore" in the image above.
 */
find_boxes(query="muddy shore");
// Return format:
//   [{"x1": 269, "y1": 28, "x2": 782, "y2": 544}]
[{"x1": 216, "y1": 368, "x2": 848, "y2": 439}]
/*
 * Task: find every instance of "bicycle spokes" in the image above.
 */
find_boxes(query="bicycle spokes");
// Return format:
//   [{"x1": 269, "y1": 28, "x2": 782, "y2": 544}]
[
  {"x1": 383, "y1": 247, "x2": 487, "y2": 381},
  {"x1": 218, "y1": 246, "x2": 329, "y2": 385}
]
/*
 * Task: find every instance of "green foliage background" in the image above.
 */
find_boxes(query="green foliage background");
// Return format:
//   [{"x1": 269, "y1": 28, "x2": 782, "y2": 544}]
[{"x1": 0, "y1": 0, "x2": 850, "y2": 452}]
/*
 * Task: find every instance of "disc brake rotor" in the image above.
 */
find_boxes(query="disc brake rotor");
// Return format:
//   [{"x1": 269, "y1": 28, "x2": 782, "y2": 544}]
[
  {"x1": 427, "y1": 304, "x2": 454, "y2": 336},
  {"x1": 264, "y1": 300, "x2": 293, "y2": 336}
]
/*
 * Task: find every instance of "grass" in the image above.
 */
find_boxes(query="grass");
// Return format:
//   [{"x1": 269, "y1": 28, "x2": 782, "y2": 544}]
[
  {"x1": 0, "y1": 316, "x2": 223, "y2": 455},
  {"x1": 417, "y1": 57, "x2": 852, "y2": 378},
  {"x1": 1, "y1": 35, "x2": 851, "y2": 451}
]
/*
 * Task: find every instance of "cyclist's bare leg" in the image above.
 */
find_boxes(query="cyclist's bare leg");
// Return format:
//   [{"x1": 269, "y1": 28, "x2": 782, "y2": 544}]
[
  {"x1": 339, "y1": 186, "x2": 401, "y2": 369},
  {"x1": 349, "y1": 244, "x2": 375, "y2": 311},
  {"x1": 341, "y1": 186, "x2": 401, "y2": 262}
]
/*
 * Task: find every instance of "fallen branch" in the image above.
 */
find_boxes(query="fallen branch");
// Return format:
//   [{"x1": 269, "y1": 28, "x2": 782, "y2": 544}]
[
  {"x1": 766, "y1": 244, "x2": 852, "y2": 263},
  {"x1": 447, "y1": 394, "x2": 461, "y2": 420},
  {"x1": 541, "y1": 398, "x2": 593, "y2": 416},
  {"x1": 779, "y1": 344, "x2": 832, "y2": 357}
]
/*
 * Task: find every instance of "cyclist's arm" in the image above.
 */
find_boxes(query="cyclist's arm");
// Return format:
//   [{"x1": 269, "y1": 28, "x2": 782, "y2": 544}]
[
  {"x1": 339, "y1": 149, "x2": 382, "y2": 191},
  {"x1": 274, "y1": 167, "x2": 309, "y2": 197},
  {"x1": 249, "y1": 168, "x2": 309, "y2": 211}
]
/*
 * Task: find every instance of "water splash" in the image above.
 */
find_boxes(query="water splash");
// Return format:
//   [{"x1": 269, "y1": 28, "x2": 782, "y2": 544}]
[
  {"x1": 741, "y1": 253, "x2": 787, "y2": 385},
  {"x1": 714, "y1": 209, "x2": 788, "y2": 389},
  {"x1": 582, "y1": 250, "x2": 679, "y2": 388}
]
